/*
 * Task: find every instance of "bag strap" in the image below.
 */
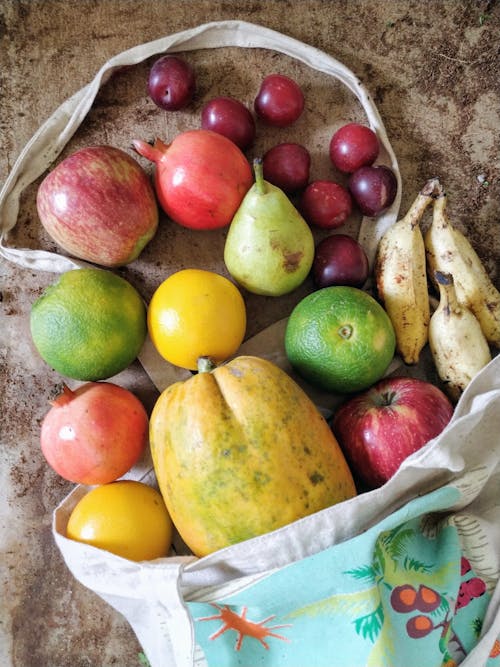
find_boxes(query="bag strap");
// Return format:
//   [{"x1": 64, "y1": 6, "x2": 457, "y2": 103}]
[{"x1": 0, "y1": 19, "x2": 400, "y2": 273}]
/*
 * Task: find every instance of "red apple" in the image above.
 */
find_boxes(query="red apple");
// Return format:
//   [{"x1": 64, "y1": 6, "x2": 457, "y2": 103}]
[
  {"x1": 331, "y1": 376, "x2": 453, "y2": 489},
  {"x1": 40, "y1": 382, "x2": 148, "y2": 485},
  {"x1": 132, "y1": 130, "x2": 253, "y2": 230},
  {"x1": 36, "y1": 146, "x2": 159, "y2": 267}
]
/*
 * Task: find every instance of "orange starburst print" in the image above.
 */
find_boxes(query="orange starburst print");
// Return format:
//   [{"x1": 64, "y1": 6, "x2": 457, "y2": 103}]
[
  {"x1": 197, "y1": 604, "x2": 292, "y2": 651},
  {"x1": 490, "y1": 638, "x2": 500, "y2": 658}
]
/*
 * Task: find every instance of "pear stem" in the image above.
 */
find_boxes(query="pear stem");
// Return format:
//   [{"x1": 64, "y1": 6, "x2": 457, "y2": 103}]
[{"x1": 253, "y1": 157, "x2": 266, "y2": 195}]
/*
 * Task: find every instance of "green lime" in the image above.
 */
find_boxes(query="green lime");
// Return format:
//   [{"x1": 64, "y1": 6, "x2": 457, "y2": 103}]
[
  {"x1": 30, "y1": 268, "x2": 146, "y2": 381},
  {"x1": 285, "y1": 286, "x2": 396, "y2": 393}
]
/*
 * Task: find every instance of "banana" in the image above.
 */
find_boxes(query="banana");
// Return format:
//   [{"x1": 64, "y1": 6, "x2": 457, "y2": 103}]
[
  {"x1": 429, "y1": 270, "x2": 491, "y2": 402},
  {"x1": 425, "y1": 190, "x2": 500, "y2": 347},
  {"x1": 374, "y1": 178, "x2": 439, "y2": 364}
]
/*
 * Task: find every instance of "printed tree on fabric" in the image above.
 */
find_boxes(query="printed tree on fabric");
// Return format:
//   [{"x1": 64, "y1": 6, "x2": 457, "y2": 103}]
[{"x1": 345, "y1": 526, "x2": 487, "y2": 666}]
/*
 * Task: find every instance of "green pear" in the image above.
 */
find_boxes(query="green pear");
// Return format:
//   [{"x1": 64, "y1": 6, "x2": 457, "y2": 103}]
[{"x1": 224, "y1": 158, "x2": 315, "y2": 296}]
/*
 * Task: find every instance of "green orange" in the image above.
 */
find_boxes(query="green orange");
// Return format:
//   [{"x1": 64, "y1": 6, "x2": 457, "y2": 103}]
[
  {"x1": 30, "y1": 268, "x2": 147, "y2": 381},
  {"x1": 285, "y1": 286, "x2": 395, "y2": 393}
]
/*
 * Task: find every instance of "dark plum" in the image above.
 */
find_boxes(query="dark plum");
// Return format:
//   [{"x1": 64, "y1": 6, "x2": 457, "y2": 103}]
[
  {"x1": 348, "y1": 165, "x2": 397, "y2": 217},
  {"x1": 329, "y1": 123, "x2": 379, "y2": 173},
  {"x1": 201, "y1": 96, "x2": 256, "y2": 150},
  {"x1": 254, "y1": 74, "x2": 304, "y2": 127},
  {"x1": 312, "y1": 234, "x2": 369, "y2": 288},
  {"x1": 148, "y1": 55, "x2": 195, "y2": 111},
  {"x1": 262, "y1": 143, "x2": 310, "y2": 193},
  {"x1": 300, "y1": 180, "x2": 352, "y2": 229}
]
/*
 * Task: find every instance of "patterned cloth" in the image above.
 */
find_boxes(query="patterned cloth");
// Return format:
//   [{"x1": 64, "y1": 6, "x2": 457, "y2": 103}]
[{"x1": 189, "y1": 485, "x2": 499, "y2": 667}]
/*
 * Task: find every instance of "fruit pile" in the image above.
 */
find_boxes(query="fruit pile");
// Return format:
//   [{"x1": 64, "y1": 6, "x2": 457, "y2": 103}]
[{"x1": 29, "y1": 53, "x2": 498, "y2": 562}]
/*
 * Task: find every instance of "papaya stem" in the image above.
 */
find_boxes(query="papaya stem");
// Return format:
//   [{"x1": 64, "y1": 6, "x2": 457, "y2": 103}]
[{"x1": 197, "y1": 356, "x2": 217, "y2": 374}]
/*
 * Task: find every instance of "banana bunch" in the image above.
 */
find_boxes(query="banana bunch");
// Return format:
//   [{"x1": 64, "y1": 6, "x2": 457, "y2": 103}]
[
  {"x1": 425, "y1": 190, "x2": 500, "y2": 348},
  {"x1": 429, "y1": 271, "x2": 491, "y2": 401},
  {"x1": 375, "y1": 178, "x2": 498, "y2": 399},
  {"x1": 374, "y1": 178, "x2": 439, "y2": 364}
]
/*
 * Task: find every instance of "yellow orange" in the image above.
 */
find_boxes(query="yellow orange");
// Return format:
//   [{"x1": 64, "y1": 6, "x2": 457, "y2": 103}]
[
  {"x1": 147, "y1": 269, "x2": 246, "y2": 370},
  {"x1": 66, "y1": 481, "x2": 173, "y2": 561}
]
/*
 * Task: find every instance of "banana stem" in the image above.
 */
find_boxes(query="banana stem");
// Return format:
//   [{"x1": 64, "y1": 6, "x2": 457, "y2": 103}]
[
  {"x1": 405, "y1": 190, "x2": 435, "y2": 229},
  {"x1": 397, "y1": 178, "x2": 442, "y2": 230},
  {"x1": 433, "y1": 189, "x2": 448, "y2": 218},
  {"x1": 420, "y1": 177, "x2": 443, "y2": 198},
  {"x1": 435, "y1": 271, "x2": 458, "y2": 314},
  {"x1": 435, "y1": 270, "x2": 453, "y2": 287}
]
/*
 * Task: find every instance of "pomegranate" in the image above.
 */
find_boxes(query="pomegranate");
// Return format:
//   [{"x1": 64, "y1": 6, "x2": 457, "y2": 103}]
[
  {"x1": 40, "y1": 382, "x2": 148, "y2": 484},
  {"x1": 133, "y1": 130, "x2": 253, "y2": 230}
]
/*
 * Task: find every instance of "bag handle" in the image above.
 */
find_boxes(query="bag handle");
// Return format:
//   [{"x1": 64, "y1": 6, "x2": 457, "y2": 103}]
[{"x1": 0, "y1": 19, "x2": 401, "y2": 273}]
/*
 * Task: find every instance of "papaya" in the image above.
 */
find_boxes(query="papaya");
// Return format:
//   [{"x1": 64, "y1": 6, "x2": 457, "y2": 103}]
[{"x1": 149, "y1": 355, "x2": 356, "y2": 557}]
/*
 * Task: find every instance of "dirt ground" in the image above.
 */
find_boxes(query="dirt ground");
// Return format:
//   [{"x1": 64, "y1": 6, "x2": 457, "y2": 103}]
[{"x1": 1, "y1": 1, "x2": 499, "y2": 666}]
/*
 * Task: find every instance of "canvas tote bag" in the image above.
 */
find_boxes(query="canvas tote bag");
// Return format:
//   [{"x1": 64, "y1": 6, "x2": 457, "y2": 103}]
[{"x1": 52, "y1": 356, "x2": 500, "y2": 667}]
